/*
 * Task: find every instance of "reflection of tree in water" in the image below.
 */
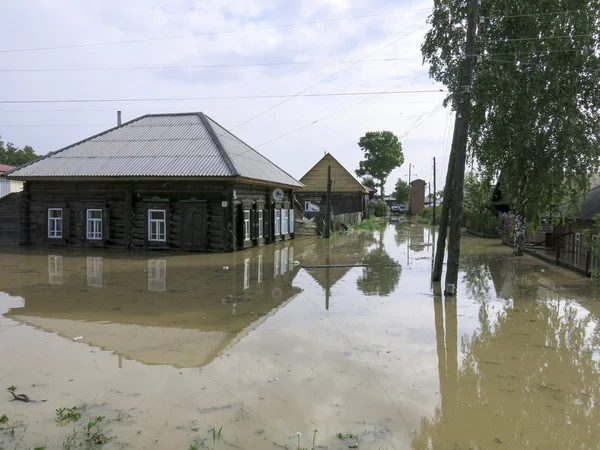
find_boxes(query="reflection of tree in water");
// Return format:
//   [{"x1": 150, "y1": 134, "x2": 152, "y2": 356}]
[
  {"x1": 412, "y1": 269, "x2": 600, "y2": 449},
  {"x1": 356, "y1": 227, "x2": 401, "y2": 296},
  {"x1": 394, "y1": 223, "x2": 409, "y2": 247}
]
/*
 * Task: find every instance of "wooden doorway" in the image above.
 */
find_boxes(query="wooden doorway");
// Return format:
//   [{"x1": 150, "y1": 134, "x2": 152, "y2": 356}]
[{"x1": 181, "y1": 201, "x2": 206, "y2": 251}]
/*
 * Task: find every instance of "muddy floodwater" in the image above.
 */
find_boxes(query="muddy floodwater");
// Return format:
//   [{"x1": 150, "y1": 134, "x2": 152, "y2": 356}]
[{"x1": 2, "y1": 222, "x2": 600, "y2": 449}]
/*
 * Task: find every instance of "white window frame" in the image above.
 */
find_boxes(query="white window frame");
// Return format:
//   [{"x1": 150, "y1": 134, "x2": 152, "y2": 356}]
[
  {"x1": 86, "y1": 209, "x2": 103, "y2": 240},
  {"x1": 243, "y1": 210, "x2": 251, "y2": 241},
  {"x1": 289, "y1": 209, "x2": 294, "y2": 234},
  {"x1": 258, "y1": 210, "x2": 264, "y2": 238},
  {"x1": 281, "y1": 209, "x2": 288, "y2": 235},
  {"x1": 274, "y1": 210, "x2": 281, "y2": 236},
  {"x1": 304, "y1": 201, "x2": 311, "y2": 211},
  {"x1": 148, "y1": 209, "x2": 167, "y2": 242},
  {"x1": 48, "y1": 208, "x2": 63, "y2": 239}
]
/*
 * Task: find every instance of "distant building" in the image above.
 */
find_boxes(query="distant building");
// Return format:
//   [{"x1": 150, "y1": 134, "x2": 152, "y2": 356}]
[
  {"x1": 297, "y1": 153, "x2": 369, "y2": 217},
  {"x1": 6, "y1": 113, "x2": 303, "y2": 252},
  {"x1": 0, "y1": 164, "x2": 23, "y2": 198},
  {"x1": 410, "y1": 179, "x2": 426, "y2": 215}
]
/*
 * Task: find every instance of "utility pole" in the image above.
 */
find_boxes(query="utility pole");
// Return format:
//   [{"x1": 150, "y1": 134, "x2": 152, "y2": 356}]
[
  {"x1": 325, "y1": 165, "x2": 332, "y2": 238},
  {"x1": 408, "y1": 163, "x2": 412, "y2": 185},
  {"x1": 433, "y1": 157, "x2": 437, "y2": 225},
  {"x1": 443, "y1": 0, "x2": 479, "y2": 295}
]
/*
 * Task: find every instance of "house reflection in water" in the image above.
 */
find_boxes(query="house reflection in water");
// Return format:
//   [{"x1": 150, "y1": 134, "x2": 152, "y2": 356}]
[{"x1": 3, "y1": 242, "x2": 301, "y2": 368}]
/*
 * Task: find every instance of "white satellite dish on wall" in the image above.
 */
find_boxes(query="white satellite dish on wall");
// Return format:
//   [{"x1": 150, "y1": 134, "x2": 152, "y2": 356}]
[{"x1": 272, "y1": 188, "x2": 284, "y2": 201}]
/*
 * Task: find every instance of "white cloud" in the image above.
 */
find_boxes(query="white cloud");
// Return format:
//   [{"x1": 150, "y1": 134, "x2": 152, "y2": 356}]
[{"x1": 0, "y1": 0, "x2": 452, "y2": 192}]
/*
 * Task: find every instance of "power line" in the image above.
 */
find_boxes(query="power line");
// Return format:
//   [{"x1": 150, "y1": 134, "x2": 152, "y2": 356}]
[
  {"x1": 226, "y1": 25, "x2": 428, "y2": 134},
  {"x1": 472, "y1": 48, "x2": 596, "y2": 57},
  {"x1": 0, "y1": 90, "x2": 446, "y2": 105},
  {"x1": 0, "y1": 57, "x2": 423, "y2": 74},
  {"x1": 0, "y1": 102, "x2": 442, "y2": 113},
  {"x1": 0, "y1": 7, "x2": 432, "y2": 54},
  {"x1": 254, "y1": 72, "x2": 430, "y2": 148}
]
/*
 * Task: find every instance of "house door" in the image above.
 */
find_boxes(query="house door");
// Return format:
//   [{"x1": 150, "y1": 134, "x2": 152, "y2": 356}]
[{"x1": 181, "y1": 202, "x2": 206, "y2": 251}]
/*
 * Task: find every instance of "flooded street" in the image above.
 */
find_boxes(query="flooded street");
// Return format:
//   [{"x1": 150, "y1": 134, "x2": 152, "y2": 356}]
[{"x1": 1, "y1": 222, "x2": 600, "y2": 449}]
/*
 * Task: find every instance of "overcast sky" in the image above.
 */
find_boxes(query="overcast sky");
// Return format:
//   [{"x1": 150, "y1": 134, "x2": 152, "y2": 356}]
[{"x1": 0, "y1": 0, "x2": 454, "y2": 194}]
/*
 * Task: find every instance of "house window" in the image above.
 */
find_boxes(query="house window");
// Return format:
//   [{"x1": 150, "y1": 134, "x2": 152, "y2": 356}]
[
  {"x1": 243, "y1": 210, "x2": 251, "y2": 241},
  {"x1": 281, "y1": 209, "x2": 288, "y2": 235},
  {"x1": 274, "y1": 210, "x2": 281, "y2": 236},
  {"x1": 244, "y1": 258, "x2": 250, "y2": 290},
  {"x1": 86, "y1": 209, "x2": 103, "y2": 240},
  {"x1": 148, "y1": 209, "x2": 167, "y2": 242},
  {"x1": 289, "y1": 209, "x2": 294, "y2": 234},
  {"x1": 258, "y1": 210, "x2": 264, "y2": 238},
  {"x1": 48, "y1": 208, "x2": 63, "y2": 238}
]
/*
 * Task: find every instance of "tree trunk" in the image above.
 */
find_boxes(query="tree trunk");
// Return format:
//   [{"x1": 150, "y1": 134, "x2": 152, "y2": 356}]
[
  {"x1": 513, "y1": 214, "x2": 525, "y2": 256},
  {"x1": 380, "y1": 178, "x2": 386, "y2": 199}
]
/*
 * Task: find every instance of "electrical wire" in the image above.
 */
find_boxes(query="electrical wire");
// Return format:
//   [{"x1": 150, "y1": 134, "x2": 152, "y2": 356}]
[
  {"x1": 482, "y1": 10, "x2": 595, "y2": 19},
  {"x1": 0, "y1": 89, "x2": 446, "y2": 105},
  {"x1": 225, "y1": 25, "x2": 428, "y2": 133},
  {"x1": 255, "y1": 72, "x2": 431, "y2": 148},
  {"x1": 0, "y1": 7, "x2": 432, "y2": 54},
  {"x1": 0, "y1": 57, "x2": 422, "y2": 73},
  {"x1": 476, "y1": 33, "x2": 596, "y2": 43}
]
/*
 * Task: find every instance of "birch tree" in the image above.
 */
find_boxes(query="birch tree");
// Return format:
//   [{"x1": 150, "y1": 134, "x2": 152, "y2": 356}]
[{"x1": 422, "y1": 0, "x2": 600, "y2": 255}]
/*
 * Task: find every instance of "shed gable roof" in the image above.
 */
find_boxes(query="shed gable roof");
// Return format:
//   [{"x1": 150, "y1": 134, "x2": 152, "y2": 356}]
[
  {"x1": 299, "y1": 153, "x2": 368, "y2": 193},
  {"x1": 8, "y1": 113, "x2": 302, "y2": 187}
]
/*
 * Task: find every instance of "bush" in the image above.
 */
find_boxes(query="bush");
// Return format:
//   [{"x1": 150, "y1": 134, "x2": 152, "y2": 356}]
[
  {"x1": 349, "y1": 217, "x2": 381, "y2": 231},
  {"x1": 368, "y1": 199, "x2": 389, "y2": 218}
]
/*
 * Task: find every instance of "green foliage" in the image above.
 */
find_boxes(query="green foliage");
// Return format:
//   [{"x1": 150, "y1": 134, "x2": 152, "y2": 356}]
[
  {"x1": 7, "y1": 386, "x2": 16, "y2": 393},
  {"x1": 350, "y1": 217, "x2": 382, "y2": 231},
  {"x1": 368, "y1": 199, "x2": 389, "y2": 218},
  {"x1": 0, "y1": 414, "x2": 8, "y2": 424},
  {"x1": 393, "y1": 179, "x2": 410, "y2": 205},
  {"x1": 56, "y1": 407, "x2": 81, "y2": 423},
  {"x1": 188, "y1": 442, "x2": 200, "y2": 450},
  {"x1": 355, "y1": 131, "x2": 404, "y2": 197},
  {"x1": 462, "y1": 172, "x2": 500, "y2": 236},
  {"x1": 0, "y1": 137, "x2": 38, "y2": 167},
  {"x1": 422, "y1": 0, "x2": 600, "y2": 253},
  {"x1": 337, "y1": 433, "x2": 355, "y2": 439},
  {"x1": 361, "y1": 176, "x2": 377, "y2": 190}
]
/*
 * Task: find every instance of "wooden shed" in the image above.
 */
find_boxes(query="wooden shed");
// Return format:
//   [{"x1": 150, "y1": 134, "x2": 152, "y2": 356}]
[
  {"x1": 6, "y1": 113, "x2": 303, "y2": 252},
  {"x1": 297, "y1": 153, "x2": 369, "y2": 216}
]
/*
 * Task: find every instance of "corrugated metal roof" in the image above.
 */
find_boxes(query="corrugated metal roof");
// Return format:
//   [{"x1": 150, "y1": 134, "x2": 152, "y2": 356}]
[
  {"x1": 0, "y1": 164, "x2": 15, "y2": 173},
  {"x1": 9, "y1": 113, "x2": 302, "y2": 187}
]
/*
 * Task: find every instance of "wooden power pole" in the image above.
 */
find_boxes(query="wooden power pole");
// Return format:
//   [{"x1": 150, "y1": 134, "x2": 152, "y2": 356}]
[
  {"x1": 325, "y1": 165, "x2": 332, "y2": 238},
  {"x1": 432, "y1": 0, "x2": 479, "y2": 291},
  {"x1": 433, "y1": 157, "x2": 437, "y2": 225}
]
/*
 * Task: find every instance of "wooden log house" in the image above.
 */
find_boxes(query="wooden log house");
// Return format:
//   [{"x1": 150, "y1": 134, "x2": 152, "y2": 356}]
[
  {"x1": 297, "y1": 153, "x2": 369, "y2": 217},
  {"x1": 7, "y1": 113, "x2": 303, "y2": 252}
]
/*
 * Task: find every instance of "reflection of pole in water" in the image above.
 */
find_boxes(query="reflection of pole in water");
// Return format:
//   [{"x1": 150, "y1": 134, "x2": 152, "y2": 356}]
[
  {"x1": 325, "y1": 251, "x2": 331, "y2": 310},
  {"x1": 434, "y1": 294, "x2": 458, "y2": 422}
]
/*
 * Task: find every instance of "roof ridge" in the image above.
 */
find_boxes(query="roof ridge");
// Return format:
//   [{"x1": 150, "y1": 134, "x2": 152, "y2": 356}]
[
  {"x1": 203, "y1": 113, "x2": 302, "y2": 186},
  {"x1": 198, "y1": 113, "x2": 237, "y2": 176}
]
